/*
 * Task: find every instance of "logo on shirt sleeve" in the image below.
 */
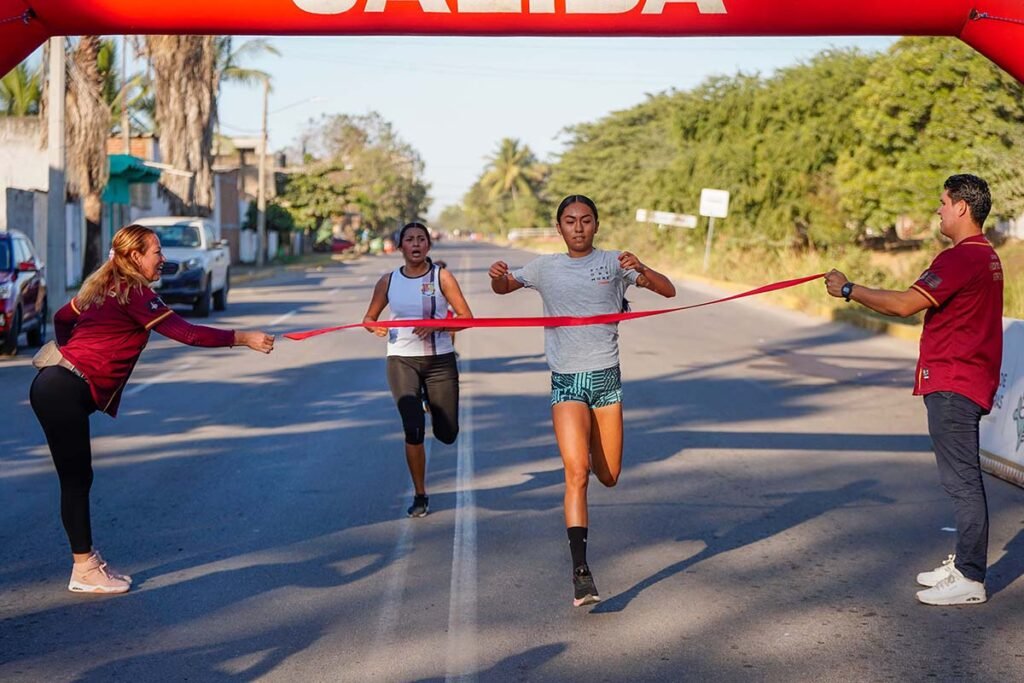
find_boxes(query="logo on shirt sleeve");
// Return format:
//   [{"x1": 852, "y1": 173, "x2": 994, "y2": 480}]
[
  {"x1": 919, "y1": 270, "x2": 942, "y2": 290},
  {"x1": 148, "y1": 296, "x2": 167, "y2": 312}
]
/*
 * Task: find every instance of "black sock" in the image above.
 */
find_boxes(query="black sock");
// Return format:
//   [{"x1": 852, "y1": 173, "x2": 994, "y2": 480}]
[{"x1": 567, "y1": 526, "x2": 588, "y2": 570}]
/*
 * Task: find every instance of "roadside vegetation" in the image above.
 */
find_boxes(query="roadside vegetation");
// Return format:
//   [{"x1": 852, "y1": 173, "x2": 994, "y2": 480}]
[{"x1": 443, "y1": 36, "x2": 1024, "y2": 318}]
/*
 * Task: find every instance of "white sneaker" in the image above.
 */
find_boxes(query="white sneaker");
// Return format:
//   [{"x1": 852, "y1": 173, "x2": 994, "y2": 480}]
[
  {"x1": 916, "y1": 553, "x2": 956, "y2": 587},
  {"x1": 915, "y1": 567, "x2": 986, "y2": 606}
]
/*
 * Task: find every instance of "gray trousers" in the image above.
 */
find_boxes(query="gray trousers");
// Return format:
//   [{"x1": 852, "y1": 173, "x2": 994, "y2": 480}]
[{"x1": 924, "y1": 391, "x2": 989, "y2": 583}]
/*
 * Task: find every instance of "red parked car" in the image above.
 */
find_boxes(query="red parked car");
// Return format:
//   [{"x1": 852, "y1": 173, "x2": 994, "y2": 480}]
[
  {"x1": 314, "y1": 237, "x2": 355, "y2": 253},
  {"x1": 0, "y1": 229, "x2": 48, "y2": 356}
]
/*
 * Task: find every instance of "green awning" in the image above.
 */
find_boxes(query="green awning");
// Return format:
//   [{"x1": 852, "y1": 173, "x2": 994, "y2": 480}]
[{"x1": 102, "y1": 154, "x2": 161, "y2": 204}]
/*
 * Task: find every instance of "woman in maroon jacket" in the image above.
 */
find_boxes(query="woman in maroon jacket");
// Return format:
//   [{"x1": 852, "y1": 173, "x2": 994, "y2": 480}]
[{"x1": 30, "y1": 224, "x2": 274, "y2": 594}]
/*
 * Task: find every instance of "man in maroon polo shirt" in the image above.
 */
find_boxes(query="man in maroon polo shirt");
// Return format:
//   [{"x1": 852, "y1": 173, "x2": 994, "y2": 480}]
[{"x1": 825, "y1": 174, "x2": 1003, "y2": 606}]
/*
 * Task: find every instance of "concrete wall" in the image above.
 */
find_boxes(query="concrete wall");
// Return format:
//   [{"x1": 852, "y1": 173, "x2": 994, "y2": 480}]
[{"x1": 0, "y1": 117, "x2": 48, "y2": 232}]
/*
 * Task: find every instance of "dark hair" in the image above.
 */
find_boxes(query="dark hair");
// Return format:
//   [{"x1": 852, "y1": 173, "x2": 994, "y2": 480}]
[
  {"x1": 399, "y1": 221, "x2": 432, "y2": 246},
  {"x1": 556, "y1": 194, "x2": 599, "y2": 223},
  {"x1": 944, "y1": 174, "x2": 991, "y2": 226}
]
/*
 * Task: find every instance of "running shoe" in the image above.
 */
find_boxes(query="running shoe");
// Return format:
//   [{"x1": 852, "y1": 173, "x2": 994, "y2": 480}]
[
  {"x1": 68, "y1": 552, "x2": 131, "y2": 594},
  {"x1": 916, "y1": 553, "x2": 956, "y2": 588},
  {"x1": 572, "y1": 564, "x2": 600, "y2": 607},
  {"x1": 915, "y1": 567, "x2": 986, "y2": 605},
  {"x1": 407, "y1": 494, "x2": 429, "y2": 518},
  {"x1": 93, "y1": 550, "x2": 132, "y2": 585}
]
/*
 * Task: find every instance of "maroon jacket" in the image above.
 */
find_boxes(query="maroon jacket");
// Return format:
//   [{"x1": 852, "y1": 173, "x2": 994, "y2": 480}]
[{"x1": 56, "y1": 287, "x2": 234, "y2": 416}]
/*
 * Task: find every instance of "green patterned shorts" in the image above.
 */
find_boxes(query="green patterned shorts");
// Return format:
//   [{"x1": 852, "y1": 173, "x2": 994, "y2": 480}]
[{"x1": 550, "y1": 365, "x2": 622, "y2": 408}]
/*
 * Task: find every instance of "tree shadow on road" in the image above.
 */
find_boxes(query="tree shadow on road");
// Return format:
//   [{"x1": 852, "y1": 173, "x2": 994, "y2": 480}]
[
  {"x1": 590, "y1": 479, "x2": 893, "y2": 614},
  {"x1": 411, "y1": 642, "x2": 568, "y2": 683},
  {"x1": 69, "y1": 619, "x2": 328, "y2": 682},
  {"x1": 986, "y1": 527, "x2": 1024, "y2": 596}
]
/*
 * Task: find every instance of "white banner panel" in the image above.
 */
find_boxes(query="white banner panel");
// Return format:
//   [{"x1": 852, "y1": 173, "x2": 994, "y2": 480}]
[{"x1": 980, "y1": 317, "x2": 1024, "y2": 488}]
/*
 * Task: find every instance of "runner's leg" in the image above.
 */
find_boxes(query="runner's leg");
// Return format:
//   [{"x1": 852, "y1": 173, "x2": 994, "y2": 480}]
[
  {"x1": 553, "y1": 401, "x2": 592, "y2": 527},
  {"x1": 589, "y1": 403, "x2": 623, "y2": 488}
]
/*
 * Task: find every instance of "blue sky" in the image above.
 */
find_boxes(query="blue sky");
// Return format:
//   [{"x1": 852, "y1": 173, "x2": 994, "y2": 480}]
[{"x1": 220, "y1": 36, "x2": 898, "y2": 218}]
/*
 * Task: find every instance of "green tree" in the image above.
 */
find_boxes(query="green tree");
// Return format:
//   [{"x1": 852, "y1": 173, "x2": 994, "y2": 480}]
[
  {"x1": 243, "y1": 200, "x2": 295, "y2": 232},
  {"x1": 464, "y1": 137, "x2": 548, "y2": 234},
  {"x1": 278, "y1": 163, "x2": 352, "y2": 233},
  {"x1": 836, "y1": 37, "x2": 1024, "y2": 233},
  {"x1": 296, "y1": 112, "x2": 430, "y2": 235},
  {"x1": 0, "y1": 62, "x2": 41, "y2": 116}
]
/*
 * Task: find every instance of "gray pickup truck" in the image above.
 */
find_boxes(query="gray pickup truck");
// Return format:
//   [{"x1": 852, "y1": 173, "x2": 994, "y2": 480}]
[{"x1": 137, "y1": 217, "x2": 230, "y2": 317}]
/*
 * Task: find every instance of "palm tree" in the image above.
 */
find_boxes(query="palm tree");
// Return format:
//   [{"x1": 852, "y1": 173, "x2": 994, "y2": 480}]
[
  {"x1": 480, "y1": 138, "x2": 546, "y2": 203},
  {"x1": 143, "y1": 35, "x2": 219, "y2": 215},
  {"x1": 0, "y1": 62, "x2": 42, "y2": 116},
  {"x1": 216, "y1": 37, "x2": 279, "y2": 91},
  {"x1": 97, "y1": 38, "x2": 152, "y2": 136},
  {"x1": 64, "y1": 36, "x2": 111, "y2": 275},
  {"x1": 143, "y1": 36, "x2": 277, "y2": 215}
]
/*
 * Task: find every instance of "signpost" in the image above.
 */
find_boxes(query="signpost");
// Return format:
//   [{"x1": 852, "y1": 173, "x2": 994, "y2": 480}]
[
  {"x1": 699, "y1": 188, "x2": 730, "y2": 272},
  {"x1": 635, "y1": 208, "x2": 698, "y2": 230}
]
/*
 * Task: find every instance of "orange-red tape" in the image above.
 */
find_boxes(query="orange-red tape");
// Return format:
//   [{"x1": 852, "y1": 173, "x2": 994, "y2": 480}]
[{"x1": 284, "y1": 272, "x2": 825, "y2": 341}]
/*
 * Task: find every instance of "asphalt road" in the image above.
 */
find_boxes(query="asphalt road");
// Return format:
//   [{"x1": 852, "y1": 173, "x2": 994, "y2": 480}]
[{"x1": 1, "y1": 241, "x2": 1022, "y2": 682}]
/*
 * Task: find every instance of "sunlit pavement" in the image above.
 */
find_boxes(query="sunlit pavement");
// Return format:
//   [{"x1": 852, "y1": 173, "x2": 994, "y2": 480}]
[{"x1": 1, "y1": 241, "x2": 1022, "y2": 682}]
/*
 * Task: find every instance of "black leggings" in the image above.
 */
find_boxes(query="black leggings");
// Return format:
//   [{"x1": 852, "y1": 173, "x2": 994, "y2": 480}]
[
  {"x1": 30, "y1": 366, "x2": 97, "y2": 554},
  {"x1": 386, "y1": 353, "x2": 459, "y2": 446}
]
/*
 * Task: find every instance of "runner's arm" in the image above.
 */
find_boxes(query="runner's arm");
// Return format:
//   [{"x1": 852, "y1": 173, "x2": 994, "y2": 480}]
[
  {"x1": 489, "y1": 260, "x2": 524, "y2": 294},
  {"x1": 362, "y1": 275, "x2": 390, "y2": 337},
  {"x1": 619, "y1": 252, "x2": 676, "y2": 298},
  {"x1": 438, "y1": 268, "x2": 473, "y2": 331}
]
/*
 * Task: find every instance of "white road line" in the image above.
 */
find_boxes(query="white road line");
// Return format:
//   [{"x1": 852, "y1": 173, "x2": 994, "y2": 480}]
[
  {"x1": 269, "y1": 310, "x2": 297, "y2": 327},
  {"x1": 373, "y1": 441, "x2": 432, "y2": 645},
  {"x1": 124, "y1": 361, "x2": 196, "y2": 396},
  {"x1": 446, "y1": 342, "x2": 478, "y2": 682}
]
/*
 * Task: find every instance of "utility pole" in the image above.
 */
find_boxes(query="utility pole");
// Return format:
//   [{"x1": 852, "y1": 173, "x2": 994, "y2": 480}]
[
  {"x1": 121, "y1": 35, "x2": 130, "y2": 153},
  {"x1": 256, "y1": 76, "x2": 269, "y2": 267},
  {"x1": 46, "y1": 37, "x2": 68, "y2": 303}
]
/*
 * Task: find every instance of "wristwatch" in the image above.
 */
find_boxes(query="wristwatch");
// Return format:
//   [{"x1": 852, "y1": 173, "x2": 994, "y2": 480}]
[{"x1": 840, "y1": 281, "x2": 855, "y2": 302}]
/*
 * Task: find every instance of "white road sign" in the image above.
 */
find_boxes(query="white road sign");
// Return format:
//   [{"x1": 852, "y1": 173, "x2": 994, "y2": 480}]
[
  {"x1": 699, "y1": 189, "x2": 730, "y2": 218},
  {"x1": 635, "y1": 209, "x2": 698, "y2": 229}
]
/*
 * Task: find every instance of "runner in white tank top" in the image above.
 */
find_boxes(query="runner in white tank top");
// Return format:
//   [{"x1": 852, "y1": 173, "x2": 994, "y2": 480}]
[{"x1": 363, "y1": 222, "x2": 473, "y2": 518}]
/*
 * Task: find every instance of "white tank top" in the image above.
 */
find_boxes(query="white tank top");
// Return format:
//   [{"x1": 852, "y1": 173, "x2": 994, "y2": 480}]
[{"x1": 385, "y1": 263, "x2": 454, "y2": 357}]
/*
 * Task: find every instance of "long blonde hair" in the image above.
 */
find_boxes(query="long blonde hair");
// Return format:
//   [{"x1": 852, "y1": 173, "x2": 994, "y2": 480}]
[{"x1": 77, "y1": 225, "x2": 157, "y2": 309}]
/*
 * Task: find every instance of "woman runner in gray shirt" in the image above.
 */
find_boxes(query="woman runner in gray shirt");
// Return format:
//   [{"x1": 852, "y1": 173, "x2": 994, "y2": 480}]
[{"x1": 489, "y1": 194, "x2": 675, "y2": 606}]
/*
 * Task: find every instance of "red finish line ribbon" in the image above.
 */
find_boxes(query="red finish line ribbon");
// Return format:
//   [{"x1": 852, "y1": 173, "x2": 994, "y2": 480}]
[{"x1": 284, "y1": 272, "x2": 825, "y2": 341}]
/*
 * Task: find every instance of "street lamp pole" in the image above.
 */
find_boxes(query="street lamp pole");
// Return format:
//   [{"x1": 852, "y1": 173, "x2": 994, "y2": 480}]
[{"x1": 256, "y1": 76, "x2": 269, "y2": 267}]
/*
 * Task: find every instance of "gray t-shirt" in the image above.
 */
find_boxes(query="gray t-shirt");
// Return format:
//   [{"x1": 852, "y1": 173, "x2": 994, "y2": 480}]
[{"x1": 512, "y1": 249, "x2": 639, "y2": 374}]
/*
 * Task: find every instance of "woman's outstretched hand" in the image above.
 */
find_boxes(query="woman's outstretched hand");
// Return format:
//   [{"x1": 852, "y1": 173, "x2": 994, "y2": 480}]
[{"x1": 235, "y1": 330, "x2": 275, "y2": 353}]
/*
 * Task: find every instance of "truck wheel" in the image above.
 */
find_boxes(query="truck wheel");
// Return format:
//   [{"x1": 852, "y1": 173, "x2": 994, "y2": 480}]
[
  {"x1": 26, "y1": 299, "x2": 47, "y2": 346},
  {"x1": 1, "y1": 308, "x2": 21, "y2": 356},
  {"x1": 213, "y1": 269, "x2": 229, "y2": 311},
  {"x1": 193, "y1": 276, "x2": 212, "y2": 317}
]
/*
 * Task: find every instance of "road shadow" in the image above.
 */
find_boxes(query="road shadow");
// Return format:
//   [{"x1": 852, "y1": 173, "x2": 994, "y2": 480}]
[
  {"x1": 411, "y1": 642, "x2": 568, "y2": 683},
  {"x1": 590, "y1": 479, "x2": 893, "y2": 613},
  {"x1": 69, "y1": 620, "x2": 328, "y2": 682},
  {"x1": 987, "y1": 527, "x2": 1024, "y2": 596}
]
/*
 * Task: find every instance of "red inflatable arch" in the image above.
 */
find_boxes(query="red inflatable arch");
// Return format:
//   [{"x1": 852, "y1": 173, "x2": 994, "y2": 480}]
[{"x1": 1, "y1": 0, "x2": 1022, "y2": 81}]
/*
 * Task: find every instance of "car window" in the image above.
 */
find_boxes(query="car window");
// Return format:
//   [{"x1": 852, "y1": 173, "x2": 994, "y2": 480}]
[
  {"x1": 0, "y1": 240, "x2": 11, "y2": 270},
  {"x1": 13, "y1": 238, "x2": 30, "y2": 265},
  {"x1": 203, "y1": 225, "x2": 217, "y2": 247},
  {"x1": 22, "y1": 237, "x2": 38, "y2": 262},
  {"x1": 150, "y1": 224, "x2": 201, "y2": 248}
]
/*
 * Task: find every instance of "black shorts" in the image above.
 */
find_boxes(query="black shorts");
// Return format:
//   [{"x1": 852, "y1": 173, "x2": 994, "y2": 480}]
[{"x1": 386, "y1": 352, "x2": 459, "y2": 445}]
